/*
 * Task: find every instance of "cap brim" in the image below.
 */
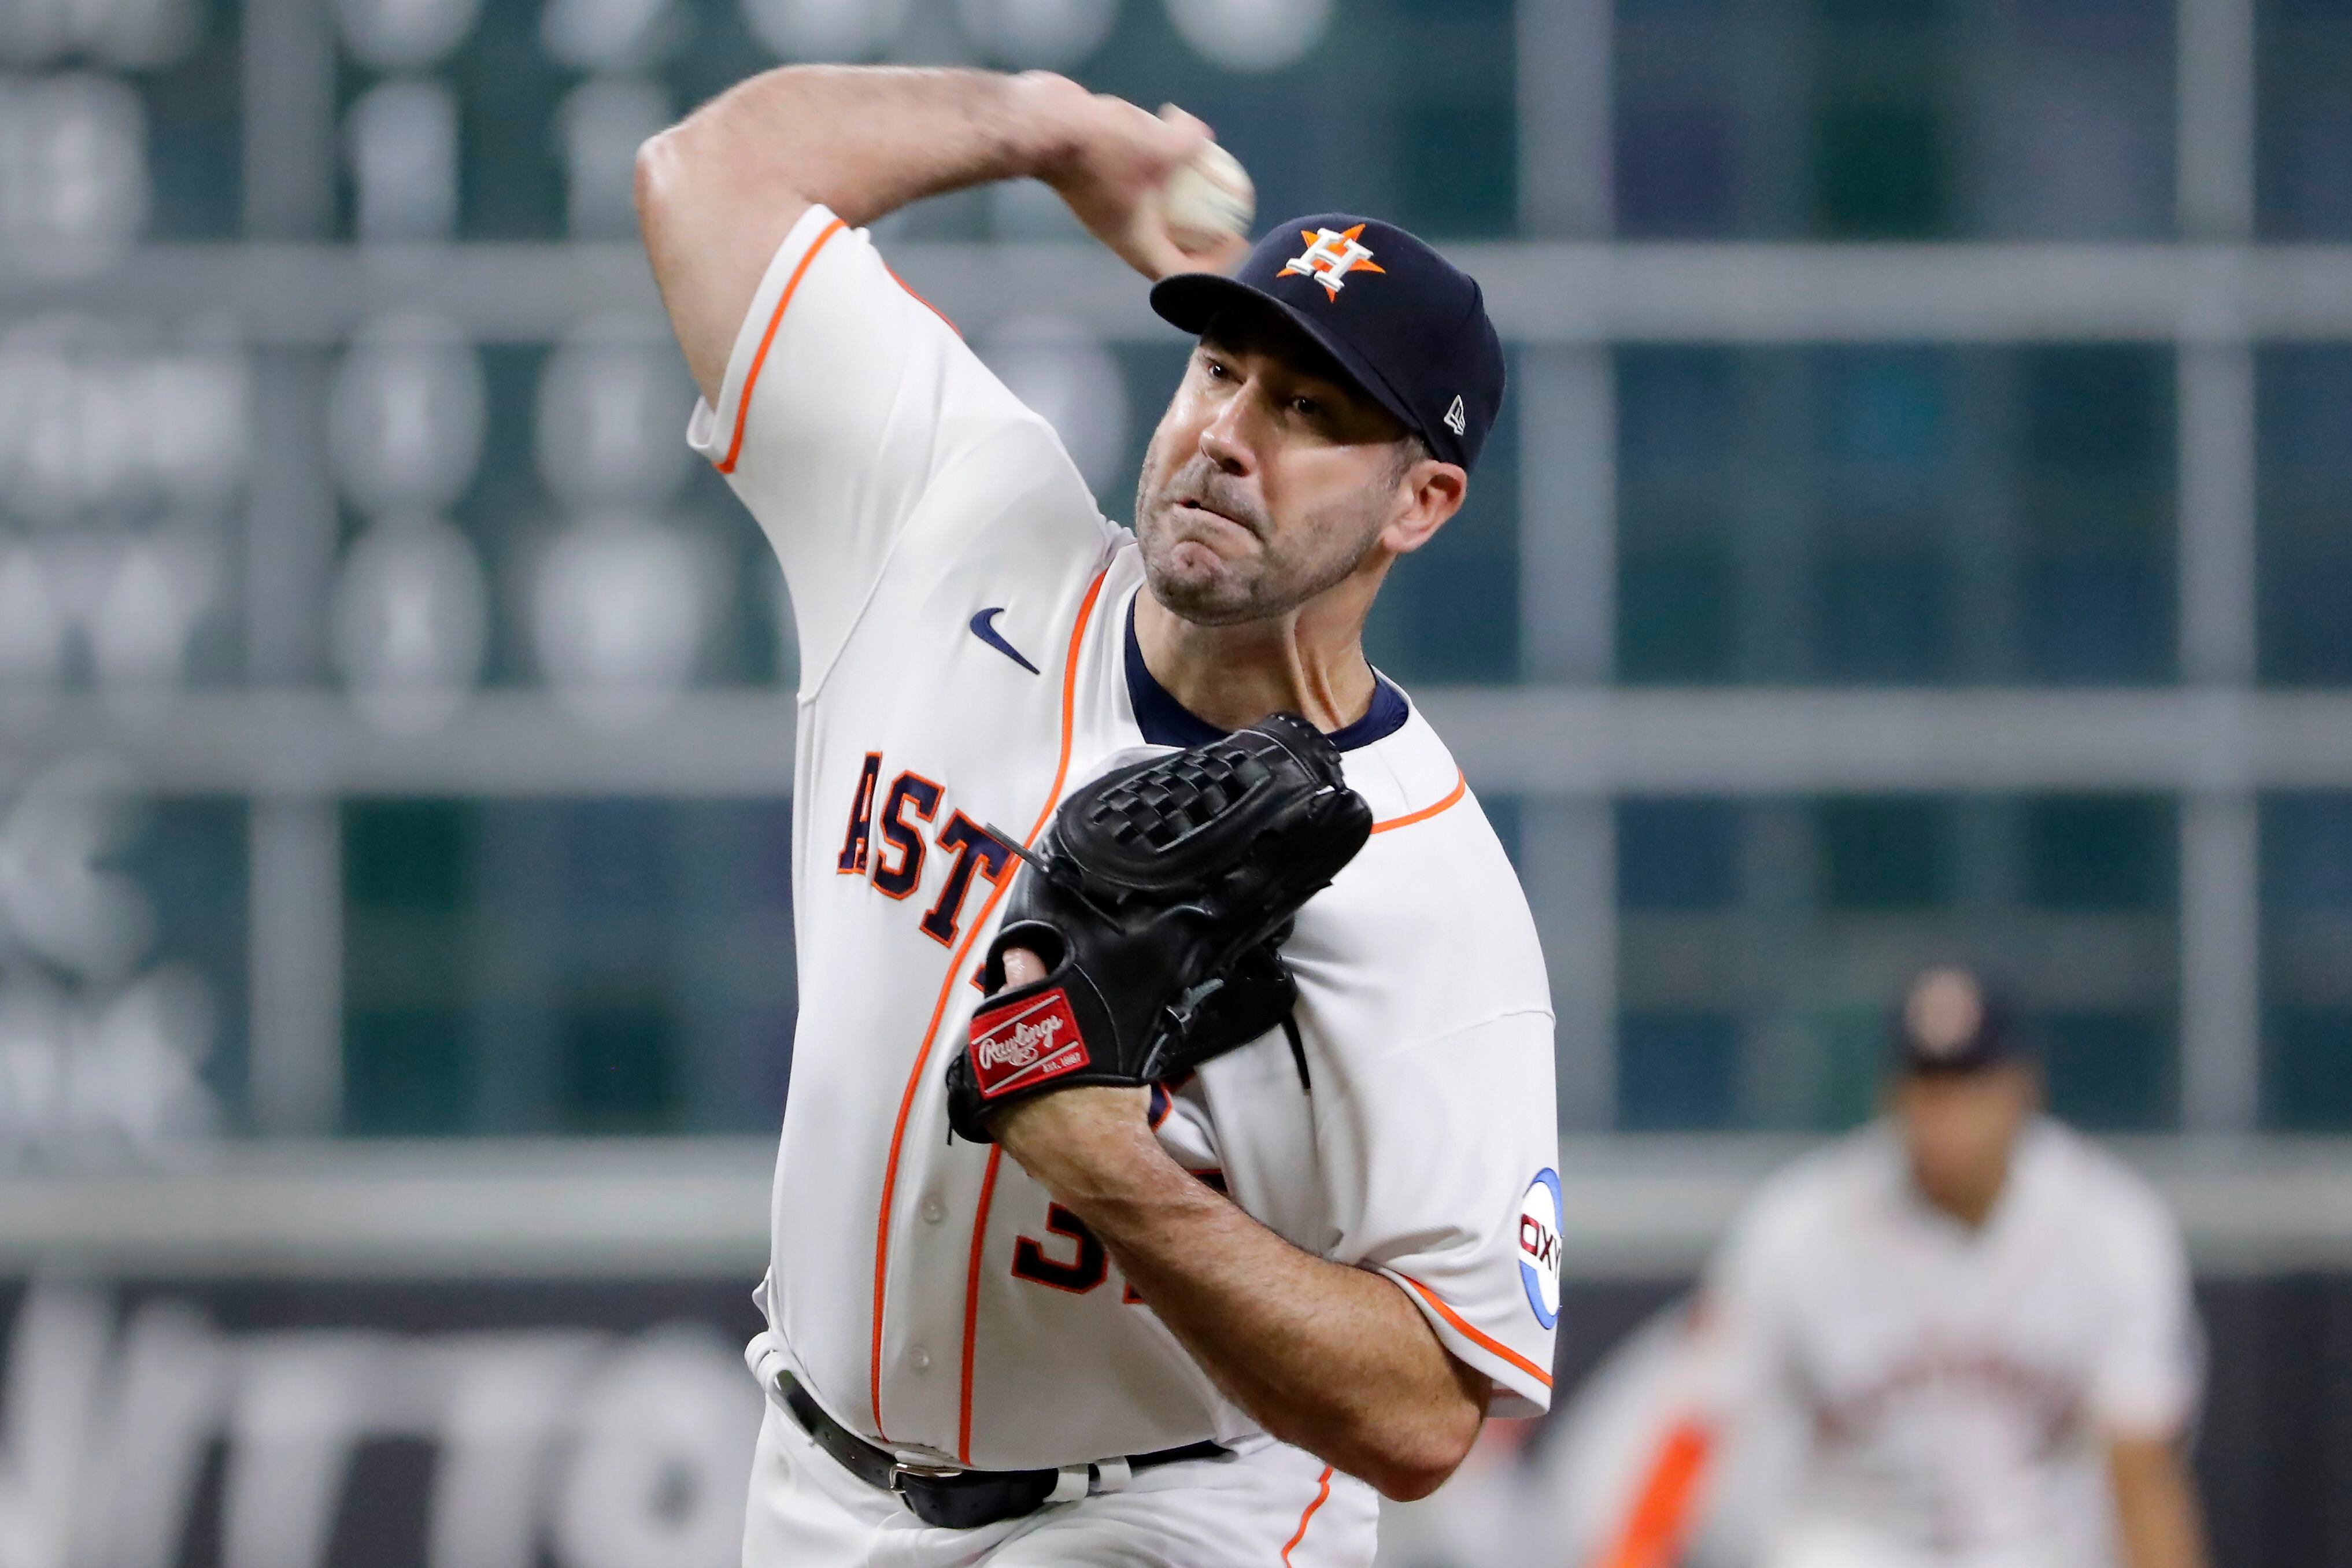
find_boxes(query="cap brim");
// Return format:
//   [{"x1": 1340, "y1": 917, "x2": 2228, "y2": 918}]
[{"x1": 1149, "y1": 272, "x2": 1424, "y2": 448}]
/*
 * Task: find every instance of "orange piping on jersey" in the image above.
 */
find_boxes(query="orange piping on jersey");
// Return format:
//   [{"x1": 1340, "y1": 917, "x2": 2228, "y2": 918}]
[
  {"x1": 956, "y1": 1144, "x2": 1005, "y2": 1461},
  {"x1": 945, "y1": 564, "x2": 1108, "y2": 1460},
  {"x1": 1392, "y1": 1272, "x2": 1554, "y2": 1389},
  {"x1": 1368, "y1": 770, "x2": 1467, "y2": 835},
  {"x1": 887, "y1": 264, "x2": 960, "y2": 335},
  {"x1": 868, "y1": 564, "x2": 1108, "y2": 1443},
  {"x1": 713, "y1": 216, "x2": 846, "y2": 475},
  {"x1": 1595, "y1": 1418, "x2": 1713, "y2": 1568},
  {"x1": 1281, "y1": 1465, "x2": 1335, "y2": 1565}
]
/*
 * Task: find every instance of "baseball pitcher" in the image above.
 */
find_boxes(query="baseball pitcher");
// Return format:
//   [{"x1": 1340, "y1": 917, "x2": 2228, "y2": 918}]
[{"x1": 634, "y1": 66, "x2": 1559, "y2": 1565}]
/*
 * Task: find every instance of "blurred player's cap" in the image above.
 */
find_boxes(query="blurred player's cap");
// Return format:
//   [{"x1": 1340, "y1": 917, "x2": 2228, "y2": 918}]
[
  {"x1": 1892, "y1": 966, "x2": 2032, "y2": 1075},
  {"x1": 1149, "y1": 214, "x2": 1506, "y2": 473}
]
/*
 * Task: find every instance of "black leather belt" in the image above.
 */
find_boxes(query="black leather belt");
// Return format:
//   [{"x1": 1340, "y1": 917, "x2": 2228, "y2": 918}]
[{"x1": 773, "y1": 1368, "x2": 1226, "y2": 1530}]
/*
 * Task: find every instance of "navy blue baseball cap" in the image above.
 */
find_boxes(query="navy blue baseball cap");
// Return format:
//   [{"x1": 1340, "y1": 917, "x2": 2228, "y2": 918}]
[
  {"x1": 1149, "y1": 214, "x2": 1507, "y2": 474},
  {"x1": 1891, "y1": 966, "x2": 2035, "y2": 1077}
]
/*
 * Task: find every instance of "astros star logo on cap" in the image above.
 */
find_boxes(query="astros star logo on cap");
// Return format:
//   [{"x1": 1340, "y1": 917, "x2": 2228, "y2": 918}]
[
  {"x1": 1280, "y1": 224, "x2": 1386, "y2": 299},
  {"x1": 1904, "y1": 967, "x2": 1986, "y2": 1060}
]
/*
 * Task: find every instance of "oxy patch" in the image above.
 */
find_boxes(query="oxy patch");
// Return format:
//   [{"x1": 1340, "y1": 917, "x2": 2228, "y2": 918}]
[
  {"x1": 1518, "y1": 1168, "x2": 1563, "y2": 1329},
  {"x1": 970, "y1": 990, "x2": 1090, "y2": 1100}
]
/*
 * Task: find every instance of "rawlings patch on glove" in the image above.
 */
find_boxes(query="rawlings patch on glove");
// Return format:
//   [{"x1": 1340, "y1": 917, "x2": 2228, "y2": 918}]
[{"x1": 945, "y1": 712, "x2": 1373, "y2": 1142}]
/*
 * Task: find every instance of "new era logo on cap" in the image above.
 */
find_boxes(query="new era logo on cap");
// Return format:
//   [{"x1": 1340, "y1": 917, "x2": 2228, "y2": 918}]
[{"x1": 1443, "y1": 395, "x2": 1467, "y2": 436}]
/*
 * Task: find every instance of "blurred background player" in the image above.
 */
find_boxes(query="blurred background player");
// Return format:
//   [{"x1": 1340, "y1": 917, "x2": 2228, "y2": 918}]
[{"x1": 1589, "y1": 966, "x2": 2210, "y2": 1568}]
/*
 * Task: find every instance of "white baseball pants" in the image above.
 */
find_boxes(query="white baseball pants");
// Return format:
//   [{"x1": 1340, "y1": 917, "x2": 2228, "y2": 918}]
[{"x1": 740, "y1": 1401, "x2": 1378, "y2": 1567}]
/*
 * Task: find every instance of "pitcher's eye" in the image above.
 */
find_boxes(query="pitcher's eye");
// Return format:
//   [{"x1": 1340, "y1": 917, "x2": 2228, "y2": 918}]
[{"x1": 1292, "y1": 397, "x2": 1322, "y2": 417}]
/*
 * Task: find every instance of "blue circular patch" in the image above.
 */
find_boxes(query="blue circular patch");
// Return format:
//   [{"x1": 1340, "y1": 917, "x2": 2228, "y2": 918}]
[{"x1": 1517, "y1": 1167, "x2": 1562, "y2": 1330}]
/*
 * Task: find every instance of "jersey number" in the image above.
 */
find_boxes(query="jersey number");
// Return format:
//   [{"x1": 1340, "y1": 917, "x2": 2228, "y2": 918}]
[
  {"x1": 1011, "y1": 1204, "x2": 1107, "y2": 1295},
  {"x1": 1009, "y1": 1171, "x2": 1224, "y2": 1303},
  {"x1": 837, "y1": 755, "x2": 1014, "y2": 946}
]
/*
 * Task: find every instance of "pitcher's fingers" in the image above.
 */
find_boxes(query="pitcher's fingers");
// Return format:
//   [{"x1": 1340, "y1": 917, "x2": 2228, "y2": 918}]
[
  {"x1": 1189, "y1": 230, "x2": 1251, "y2": 274},
  {"x1": 1155, "y1": 102, "x2": 1214, "y2": 149},
  {"x1": 1123, "y1": 214, "x2": 1195, "y2": 280},
  {"x1": 1002, "y1": 948, "x2": 1048, "y2": 986}
]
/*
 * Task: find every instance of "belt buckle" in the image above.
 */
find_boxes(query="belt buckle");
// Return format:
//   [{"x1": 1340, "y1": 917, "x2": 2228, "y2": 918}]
[{"x1": 888, "y1": 1460, "x2": 965, "y2": 1495}]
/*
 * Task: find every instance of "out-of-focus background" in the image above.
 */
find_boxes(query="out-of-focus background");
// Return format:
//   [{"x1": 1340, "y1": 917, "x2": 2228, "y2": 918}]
[{"x1": 0, "y1": 0, "x2": 2349, "y2": 1563}]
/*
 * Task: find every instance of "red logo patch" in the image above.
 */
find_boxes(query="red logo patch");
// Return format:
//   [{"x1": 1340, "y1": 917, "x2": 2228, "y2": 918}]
[{"x1": 968, "y1": 991, "x2": 1090, "y2": 1101}]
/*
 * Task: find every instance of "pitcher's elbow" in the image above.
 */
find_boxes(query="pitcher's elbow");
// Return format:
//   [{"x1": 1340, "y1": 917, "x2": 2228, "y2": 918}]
[
  {"x1": 1361, "y1": 1413, "x2": 1481, "y2": 1503},
  {"x1": 1366, "y1": 1447, "x2": 1466, "y2": 1504}
]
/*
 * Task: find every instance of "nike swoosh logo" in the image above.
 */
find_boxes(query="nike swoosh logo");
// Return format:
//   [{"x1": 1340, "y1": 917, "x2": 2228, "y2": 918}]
[{"x1": 968, "y1": 607, "x2": 1041, "y2": 674}]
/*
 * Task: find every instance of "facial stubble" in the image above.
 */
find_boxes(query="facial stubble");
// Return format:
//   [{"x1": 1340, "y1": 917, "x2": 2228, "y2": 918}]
[{"x1": 1132, "y1": 434, "x2": 1400, "y2": 627}]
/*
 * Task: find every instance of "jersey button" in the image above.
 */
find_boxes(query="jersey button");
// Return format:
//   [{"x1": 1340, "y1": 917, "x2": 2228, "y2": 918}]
[
  {"x1": 920, "y1": 1196, "x2": 946, "y2": 1225},
  {"x1": 908, "y1": 1346, "x2": 932, "y2": 1373}
]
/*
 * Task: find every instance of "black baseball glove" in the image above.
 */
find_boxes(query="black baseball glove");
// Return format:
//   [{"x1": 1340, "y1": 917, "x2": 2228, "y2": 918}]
[{"x1": 944, "y1": 712, "x2": 1373, "y2": 1143}]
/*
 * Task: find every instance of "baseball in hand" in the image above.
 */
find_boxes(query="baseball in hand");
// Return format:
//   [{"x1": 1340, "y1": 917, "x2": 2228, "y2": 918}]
[{"x1": 1158, "y1": 140, "x2": 1255, "y2": 255}]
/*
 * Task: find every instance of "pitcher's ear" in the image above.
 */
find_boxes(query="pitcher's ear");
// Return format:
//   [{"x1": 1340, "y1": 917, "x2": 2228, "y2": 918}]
[{"x1": 1384, "y1": 458, "x2": 1466, "y2": 557}]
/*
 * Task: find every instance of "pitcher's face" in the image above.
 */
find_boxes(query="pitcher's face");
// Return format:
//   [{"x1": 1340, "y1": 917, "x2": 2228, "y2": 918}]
[{"x1": 1134, "y1": 308, "x2": 1446, "y2": 626}]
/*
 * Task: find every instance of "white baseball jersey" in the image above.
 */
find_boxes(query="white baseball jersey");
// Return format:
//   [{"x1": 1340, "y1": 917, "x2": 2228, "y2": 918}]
[
  {"x1": 1692, "y1": 1119, "x2": 2201, "y2": 1568},
  {"x1": 684, "y1": 205, "x2": 1560, "y2": 1507}
]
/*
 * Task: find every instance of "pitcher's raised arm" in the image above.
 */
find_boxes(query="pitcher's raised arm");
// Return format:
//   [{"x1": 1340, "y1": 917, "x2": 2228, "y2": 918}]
[{"x1": 633, "y1": 66, "x2": 1236, "y2": 403}]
